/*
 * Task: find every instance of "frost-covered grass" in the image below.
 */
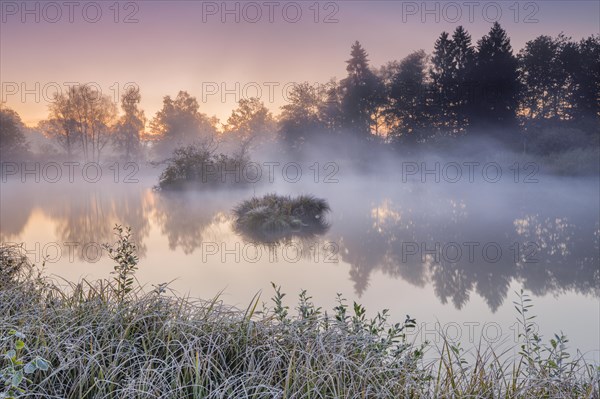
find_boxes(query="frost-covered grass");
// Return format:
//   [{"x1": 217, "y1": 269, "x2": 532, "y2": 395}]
[
  {"x1": 1, "y1": 228, "x2": 598, "y2": 398},
  {"x1": 233, "y1": 194, "x2": 330, "y2": 242}
]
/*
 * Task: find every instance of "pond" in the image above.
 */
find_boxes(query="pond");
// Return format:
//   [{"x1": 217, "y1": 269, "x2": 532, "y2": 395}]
[{"x1": 1, "y1": 168, "x2": 598, "y2": 360}]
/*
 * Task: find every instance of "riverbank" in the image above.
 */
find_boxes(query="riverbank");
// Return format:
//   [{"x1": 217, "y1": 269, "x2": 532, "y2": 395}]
[{"x1": 0, "y1": 231, "x2": 597, "y2": 398}]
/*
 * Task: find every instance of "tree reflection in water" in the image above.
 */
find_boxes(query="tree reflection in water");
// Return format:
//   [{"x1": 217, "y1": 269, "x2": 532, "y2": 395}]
[{"x1": 1, "y1": 181, "x2": 597, "y2": 312}]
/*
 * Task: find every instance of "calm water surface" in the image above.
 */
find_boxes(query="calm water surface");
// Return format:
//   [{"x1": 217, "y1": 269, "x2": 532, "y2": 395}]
[{"x1": 2, "y1": 171, "x2": 598, "y2": 360}]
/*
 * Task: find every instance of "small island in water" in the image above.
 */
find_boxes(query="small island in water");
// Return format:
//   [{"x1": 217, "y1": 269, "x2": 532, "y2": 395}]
[{"x1": 233, "y1": 194, "x2": 330, "y2": 242}]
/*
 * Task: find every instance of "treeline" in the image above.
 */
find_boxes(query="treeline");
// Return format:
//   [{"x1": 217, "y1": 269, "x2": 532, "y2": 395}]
[
  {"x1": 1, "y1": 23, "x2": 598, "y2": 162},
  {"x1": 280, "y1": 23, "x2": 599, "y2": 152}
]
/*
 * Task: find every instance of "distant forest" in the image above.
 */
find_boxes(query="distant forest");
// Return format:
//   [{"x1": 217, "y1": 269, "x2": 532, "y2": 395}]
[{"x1": 1, "y1": 23, "x2": 598, "y2": 162}]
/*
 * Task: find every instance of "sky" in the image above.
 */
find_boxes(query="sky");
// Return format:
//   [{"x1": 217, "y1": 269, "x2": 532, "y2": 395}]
[{"x1": 1, "y1": 0, "x2": 599, "y2": 127}]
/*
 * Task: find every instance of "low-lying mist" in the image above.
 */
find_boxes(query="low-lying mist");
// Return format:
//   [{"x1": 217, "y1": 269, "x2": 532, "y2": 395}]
[{"x1": 2, "y1": 131, "x2": 598, "y2": 310}]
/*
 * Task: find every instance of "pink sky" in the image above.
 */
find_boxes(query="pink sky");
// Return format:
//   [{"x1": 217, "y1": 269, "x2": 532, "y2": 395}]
[{"x1": 1, "y1": 1, "x2": 598, "y2": 127}]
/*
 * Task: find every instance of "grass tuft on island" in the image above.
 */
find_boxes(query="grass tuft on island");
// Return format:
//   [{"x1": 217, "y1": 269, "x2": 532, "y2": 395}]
[
  {"x1": 233, "y1": 194, "x2": 331, "y2": 242},
  {"x1": 1, "y1": 228, "x2": 599, "y2": 398}
]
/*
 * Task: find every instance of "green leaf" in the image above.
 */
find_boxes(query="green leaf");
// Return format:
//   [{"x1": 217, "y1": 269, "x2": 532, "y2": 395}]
[
  {"x1": 11, "y1": 370, "x2": 23, "y2": 387},
  {"x1": 35, "y1": 358, "x2": 49, "y2": 371},
  {"x1": 23, "y1": 362, "x2": 37, "y2": 374},
  {"x1": 15, "y1": 340, "x2": 25, "y2": 350}
]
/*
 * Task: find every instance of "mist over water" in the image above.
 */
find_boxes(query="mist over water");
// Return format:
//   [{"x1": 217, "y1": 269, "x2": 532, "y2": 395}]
[{"x1": 2, "y1": 138, "x2": 598, "y2": 360}]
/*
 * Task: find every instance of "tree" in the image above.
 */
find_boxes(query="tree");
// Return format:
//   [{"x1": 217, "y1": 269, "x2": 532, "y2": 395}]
[
  {"x1": 571, "y1": 35, "x2": 600, "y2": 132},
  {"x1": 223, "y1": 97, "x2": 276, "y2": 147},
  {"x1": 318, "y1": 79, "x2": 343, "y2": 135},
  {"x1": 0, "y1": 106, "x2": 28, "y2": 160},
  {"x1": 387, "y1": 50, "x2": 431, "y2": 144},
  {"x1": 113, "y1": 87, "x2": 145, "y2": 160},
  {"x1": 150, "y1": 91, "x2": 217, "y2": 157},
  {"x1": 472, "y1": 22, "x2": 520, "y2": 133},
  {"x1": 518, "y1": 34, "x2": 577, "y2": 124},
  {"x1": 451, "y1": 26, "x2": 476, "y2": 132},
  {"x1": 430, "y1": 27, "x2": 476, "y2": 135},
  {"x1": 279, "y1": 82, "x2": 328, "y2": 150},
  {"x1": 430, "y1": 31, "x2": 455, "y2": 133},
  {"x1": 339, "y1": 41, "x2": 384, "y2": 137},
  {"x1": 371, "y1": 64, "x2": 398, "y2": 139},
  {"x1": 47, "y1": 85, "x2": 116, "y2": 162},
  {"x1": 37, "y1": 118, "x2": 74, "y2": 157}
]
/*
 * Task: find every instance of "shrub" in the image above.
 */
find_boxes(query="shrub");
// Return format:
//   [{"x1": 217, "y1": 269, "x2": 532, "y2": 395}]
[{"x1": 156, "y1": 145, "x2": 252, "y2": 190}]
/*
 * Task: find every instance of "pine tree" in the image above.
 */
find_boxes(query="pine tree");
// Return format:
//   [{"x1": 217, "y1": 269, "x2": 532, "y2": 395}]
[
  {"x1": 430, "y1": 32, "x2": 455, "y2": 133},
  {"x1": 472, "y1": 22, "x2": 521, "y2": 133},
  {"x1": 340, "y1": 41, "x2": 384, "y2": 138},
  {"x1": 451, "y1": 26, "x2": 476, "y2": 132}
]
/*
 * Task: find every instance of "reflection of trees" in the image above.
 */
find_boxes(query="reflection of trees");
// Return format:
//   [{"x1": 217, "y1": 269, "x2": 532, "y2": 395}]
[
  {"x1": 514, "y1": 215, "x2": 599, "y2": 298},
  {"x1": 153, "y1": 192, "x2": 232, "y2": 254},
  {"x1": 331, "y1": 191, "x2": 599, "y2": 312},
  {"x1": 0, "y1": 183, "x2": 36, "y2": 243},
  {"x1": 0, "y1": 183, "x2": 152, "y2": 259},
  {"x1": 3, "y1": 180, "x2": 598, "y2": 311},
  {"x1": 48, "y1": 186, "x2": 152, "y2": 259}
]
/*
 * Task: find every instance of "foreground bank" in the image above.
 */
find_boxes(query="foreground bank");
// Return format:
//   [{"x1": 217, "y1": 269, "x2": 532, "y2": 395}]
[{"x1": 0, "y1": 228, "x2": 597, "y2": 398}]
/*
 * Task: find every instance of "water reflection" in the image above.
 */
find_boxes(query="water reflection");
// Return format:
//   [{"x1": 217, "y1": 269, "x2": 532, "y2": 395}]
[
  {"x1": 0, "y1": 183, "x2": 152, "y2": 258},
  {"x1": 1, "y1": 179, "x2": 598, "y2": 312},
  {"x1": 153, "y1": 191, "x2": 231, "y2": 254},
  {"x1": 330, "y1": 188, "x2": 599, "y2": 311}
]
